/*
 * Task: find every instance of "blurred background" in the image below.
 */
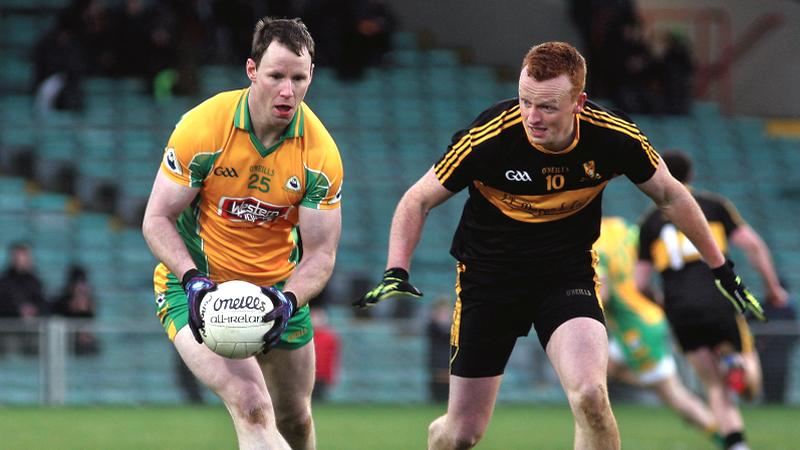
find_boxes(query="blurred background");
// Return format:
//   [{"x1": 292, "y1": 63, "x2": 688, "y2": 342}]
[{"x1": 0, "y1": 0, "x2": 798, "y2": 411}]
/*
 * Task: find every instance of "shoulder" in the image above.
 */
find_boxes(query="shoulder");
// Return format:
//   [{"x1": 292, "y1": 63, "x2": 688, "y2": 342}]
[
  {"x1": 452, "y1": 98, "x2": 522, "y2": 149},
  {"x1": 470, "y1": 98, "x2": 521, "y2": 130},
  {"x1": 693, "y1": 189, "x2": 743, "y2": 222},
  {"x1": 579, "y1": 100, "x2": 646, "y2": 142},
  {"x1": 174, "y1": 89, "x2": 244, "y2": 137}
]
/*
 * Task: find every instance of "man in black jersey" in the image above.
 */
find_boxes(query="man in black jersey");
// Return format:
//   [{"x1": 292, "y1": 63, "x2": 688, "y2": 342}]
[
  {"x1": 354, "y1": 42, "x2": 764, "y2": 450},
  {"x1": 636, "y1": 150, "x2": 787, "y2": 450}
]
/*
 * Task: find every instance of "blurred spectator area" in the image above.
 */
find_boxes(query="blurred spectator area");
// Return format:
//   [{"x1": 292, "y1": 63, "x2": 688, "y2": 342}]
[{"x1": 0, "y1": 0, "x2": 798, "y2": 405}]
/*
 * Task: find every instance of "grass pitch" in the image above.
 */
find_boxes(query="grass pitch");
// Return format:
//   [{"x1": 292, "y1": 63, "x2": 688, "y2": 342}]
[{"x1": 0, "y1": 403, "x2": 798, "y2": 449}]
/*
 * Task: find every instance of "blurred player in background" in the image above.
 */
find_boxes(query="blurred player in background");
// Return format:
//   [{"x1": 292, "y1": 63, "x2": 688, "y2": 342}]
[
  {"x1": 636, "y1": 150, "x2": 786, "y2": 450},
  {"x1": 353, "y1": 41, "x2": 764, "y2": 450},
  {"x1": 142, "y1": 17, "x2": 343, "y2": 450},
  {"x1": 596, "y1": 217, "x2": 721, "y2": 446}
]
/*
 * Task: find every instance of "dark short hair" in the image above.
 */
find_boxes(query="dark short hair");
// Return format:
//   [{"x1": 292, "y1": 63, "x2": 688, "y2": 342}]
[
  {"x1": 251, "y1": 17, "x2": 315, "y2": 66},
  {"x1": 661, "y1": 149, "x2": 693, "y2": 183},
  {"x1": 522, "y1": 41, "x2": 586, "y2": 99},
  {"x1": 9, "y1": 241, "x2": 30, "y2": 253}
]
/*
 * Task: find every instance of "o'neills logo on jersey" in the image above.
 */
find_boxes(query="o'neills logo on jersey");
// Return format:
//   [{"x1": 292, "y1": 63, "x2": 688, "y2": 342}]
[{"x1": 218, "y1": 196, "x2": 289, "y2": 224}]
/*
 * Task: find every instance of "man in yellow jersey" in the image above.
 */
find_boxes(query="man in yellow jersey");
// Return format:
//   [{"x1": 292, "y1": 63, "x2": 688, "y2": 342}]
[
  {"x1": 142, "y1": 17, "x2": 343, "y2": 450},
  {"x1": 354, "y1": 42, "x2": 764, "y2": 450},
  {"x1": 596, "y1": 217, "x2": 721, "y2": 447},
  {"x1": 636, "y1": 150, "x2": 787, "y2": 450}
]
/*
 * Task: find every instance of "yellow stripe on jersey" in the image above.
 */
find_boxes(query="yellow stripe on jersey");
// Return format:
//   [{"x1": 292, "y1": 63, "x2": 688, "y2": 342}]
[
  {"x1": 438, "y1": 115, "x2": 523, "y2": 182},
  {"x1": 473, "y1": 179, "x2": 609, "y2": 223},
  {"x1": 435, "y1": 107, "x2": 522, "y2": 183},
  {"x1": 436, "y1": 109, "x2": 515, "y2": 179},
  {"x1": 450, "y1": 262, "x2": 465, "y2": 348},
  {"x1": 578, "y1": 109, "x2": 660, "y2": 169},
  {"x1": 581, "y1": 105, "x2": 640, "y2": 135}
]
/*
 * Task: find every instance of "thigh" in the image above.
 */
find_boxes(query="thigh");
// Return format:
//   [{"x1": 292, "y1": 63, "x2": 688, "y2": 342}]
[
  {"x1": 446, "y1": 375, "x2": 503, "y2": 432},
  {"x1": 174, "y1": 326, "x2": 269, "y2": 398},
  {"x1": 258, "y1": 342, "x2": 316, "y2": 417},
  {"x1": 546, "y1": 317, "x2": 609, "y2": 390},
  {"x1": 685, "y1": 347, "x2": 724, "y2": 387}
]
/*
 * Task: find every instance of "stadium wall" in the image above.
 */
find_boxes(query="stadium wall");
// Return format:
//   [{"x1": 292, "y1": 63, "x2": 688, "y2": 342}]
[{"x1": 385, "y1": 0, "x2": 800, "y2": 117}]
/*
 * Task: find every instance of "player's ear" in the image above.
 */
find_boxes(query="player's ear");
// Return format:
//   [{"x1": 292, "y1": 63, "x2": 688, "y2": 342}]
[
  {"x1": 246, "y1": 58, "x2": 258, "y2": 82},
  {"x1": 573, "y1": 92, "x2": 587, "y2": 113}
]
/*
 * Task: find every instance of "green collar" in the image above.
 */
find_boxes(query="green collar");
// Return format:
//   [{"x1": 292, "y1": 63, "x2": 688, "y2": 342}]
[{"x1": 234, "y1": 90, "x2": 305, "y2": 157}]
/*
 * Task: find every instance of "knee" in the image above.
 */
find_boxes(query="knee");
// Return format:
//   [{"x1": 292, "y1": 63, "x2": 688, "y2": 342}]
[
  {"x1": 222, "y1": 385, "x2": 271, "y2": 427},
  {"x1": 276, "y1": 408, "x2": 313, "y2": 439},
  {"x1": 429, "y1": 417, "x2": 485, "y2": 450},
  {"x1": 569, "y1": 382, "x2": 613, "y2": 428},
  {"x1": 451, "y1": 432, "x2": 483, "y2": 450}
]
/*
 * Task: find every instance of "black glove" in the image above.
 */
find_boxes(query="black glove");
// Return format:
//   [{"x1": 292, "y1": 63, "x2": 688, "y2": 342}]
[
  {"x1": 352, "y1": 267, "x2": 423, "y2": 309},
  {"x1": 261, "y1": 287, "x2": 298, "y2": 352},
  {"x1": 182, "y1": 269, "x2": 218, "y2": 344},
  {"x1": 712, "y1": 260, "x2": 766, "y2": 322}
]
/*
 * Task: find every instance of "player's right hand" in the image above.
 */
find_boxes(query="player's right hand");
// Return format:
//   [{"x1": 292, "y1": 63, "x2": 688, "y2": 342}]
[
  {"x1": 353, "y1": 268, "x2": 423, "y2": 309},
  {"x1": 181, "y1": 269, "x2": 217, "y2": 344}
]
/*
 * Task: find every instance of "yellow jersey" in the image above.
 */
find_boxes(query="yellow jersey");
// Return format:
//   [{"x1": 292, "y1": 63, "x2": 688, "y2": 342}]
[
  {"x1": 156, "y1": 88, "x2": 343, "y2": 286},
  {"x1": 595, "y1": 217, "x2": 664, "y2": 325}
]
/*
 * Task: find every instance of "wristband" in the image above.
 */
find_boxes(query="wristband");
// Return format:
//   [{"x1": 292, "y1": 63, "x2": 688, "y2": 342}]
[
  {"x1": 711, "y1": 260, "x2": 734, "y2": 278},
  {"x1": 385, "y1": 267, "x2": 410, "y2": 280},
  {"x1": 181, "y1": 268, "x2": 204, "y2": 290},
  {"x1": 284, "y1": 291, "x2": 299, "y2": 314}
]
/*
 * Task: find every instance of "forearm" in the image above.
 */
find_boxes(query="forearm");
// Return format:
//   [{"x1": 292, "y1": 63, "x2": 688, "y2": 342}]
[
  {"x1": 386, "y1": 191, "x2": 429, "y2": 270},
  {"x1": 283, "y1": 251, "x2": 335, "y2": 307},
  {"x1": 142, "y1": 215, "x2": 196, "y2": 279},
  {"x1": 739, "y1": 232, "x2": 783, "y2": 293},
  {"x1": 659, "y1": 188, "x2": 725, "y2": 268}
]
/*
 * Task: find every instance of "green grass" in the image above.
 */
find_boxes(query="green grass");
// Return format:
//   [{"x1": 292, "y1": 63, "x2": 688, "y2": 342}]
[{"x1": 0, "y1": 403, "x2": 798, "y2": 449}]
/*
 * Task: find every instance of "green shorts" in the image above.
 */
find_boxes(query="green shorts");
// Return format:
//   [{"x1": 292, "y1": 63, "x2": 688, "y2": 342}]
[
  {"x1": 608, "y1": 316, "x2": 671, "y2": 375},
  {"x1": 153, "y1": 267, "x2": 313, "y2": 350}
]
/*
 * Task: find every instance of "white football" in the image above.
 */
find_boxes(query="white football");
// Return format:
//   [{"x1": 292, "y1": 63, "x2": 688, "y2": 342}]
[{"x1": 199, "y1": 280, "x2": 275, "y2": 359}]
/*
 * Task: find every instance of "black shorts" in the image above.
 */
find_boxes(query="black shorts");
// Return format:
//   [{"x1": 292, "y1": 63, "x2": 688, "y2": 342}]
[
  {"x1": 668, "y1": 311, "x2": 753, "y2": 354},
  {"x1": 450, "y1": 262, "x2": 606, "y2": 378}
]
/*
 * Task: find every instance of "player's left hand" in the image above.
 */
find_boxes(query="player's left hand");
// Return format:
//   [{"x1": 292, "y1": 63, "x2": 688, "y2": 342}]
[
  {"x1": 712, "y1": 260, "x2": 767, "y2": 322},
  {"x1": 260, "y1": 287, "x2": 298, "y2": 352}
]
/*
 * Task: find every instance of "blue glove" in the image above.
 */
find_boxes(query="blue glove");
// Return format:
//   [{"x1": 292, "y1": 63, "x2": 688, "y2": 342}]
[
  {"x1": 261, "y1": 287, "x2": 298, "y2": 352},
  {"x1": 181, "y1": 269, "x2": 217, "y2": 344},
  {"x1": 352, "y1": 267, "x2": 423, "y2": 309},
  {"x1": 712, "y1": 260, "x2": 766, "y2": 322}
]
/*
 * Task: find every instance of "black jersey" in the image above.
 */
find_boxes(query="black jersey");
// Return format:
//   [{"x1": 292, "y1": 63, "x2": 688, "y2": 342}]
[
  {"x1": 433, "y1": 99, "x2": 659, "y2": 273},
  {"x1": 638, "y1": 189, "x2": 745, "y2": 323}
]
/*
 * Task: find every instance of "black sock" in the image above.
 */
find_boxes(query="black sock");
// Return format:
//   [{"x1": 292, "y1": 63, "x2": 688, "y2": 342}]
[{"x1": 724, "y1": 431, "x2": 745, "y2": 449}]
